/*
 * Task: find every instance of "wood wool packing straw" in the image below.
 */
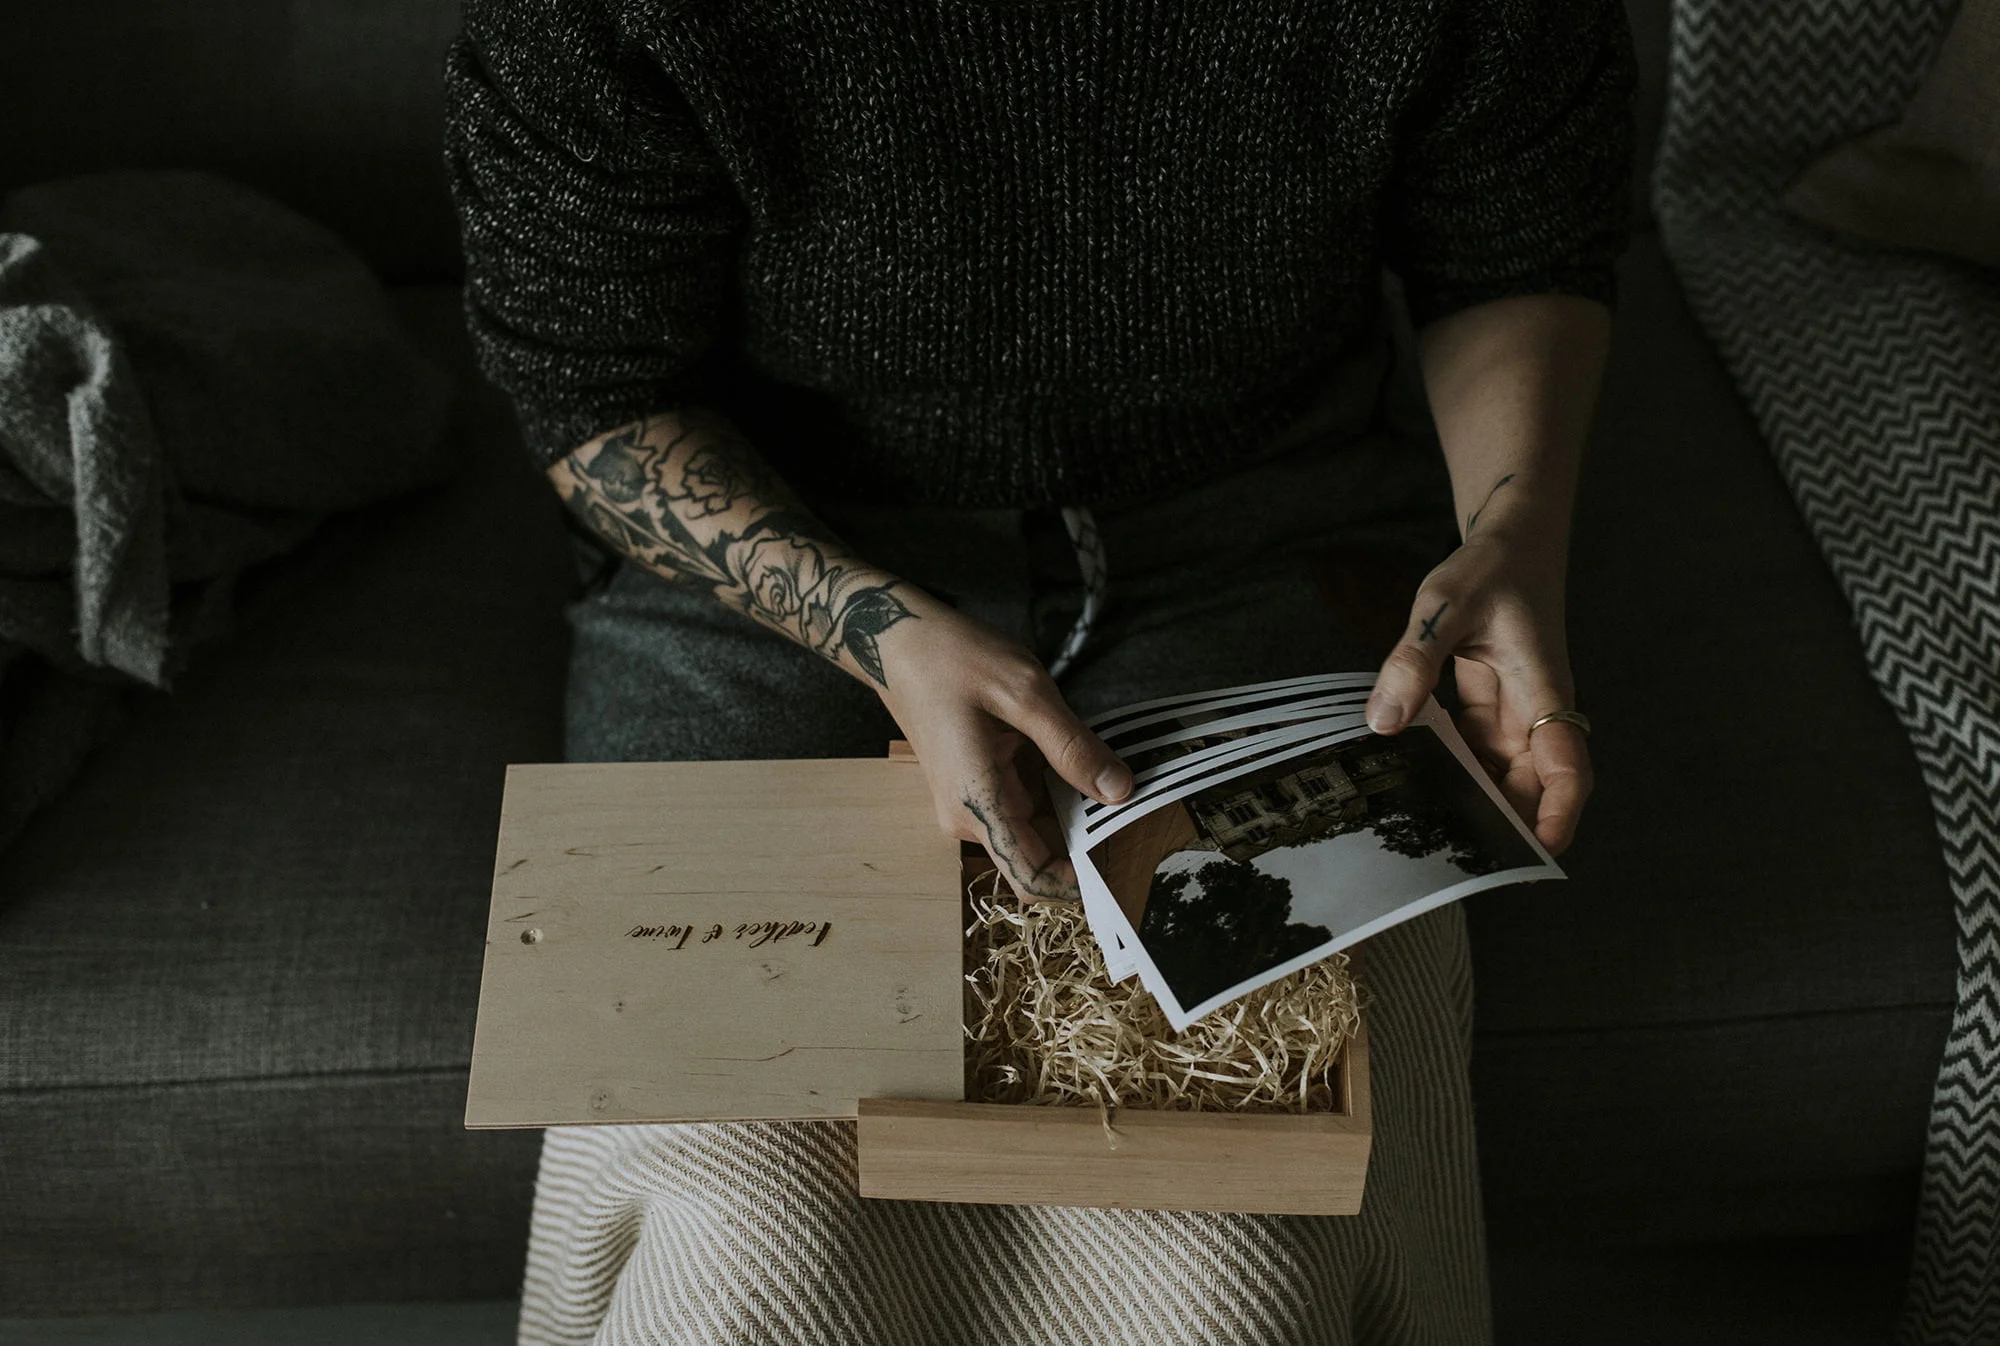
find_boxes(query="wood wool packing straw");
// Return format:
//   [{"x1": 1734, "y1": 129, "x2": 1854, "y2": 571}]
[{"x1": 961, "y1": 869, "x2": 1364, "y2": 1131}]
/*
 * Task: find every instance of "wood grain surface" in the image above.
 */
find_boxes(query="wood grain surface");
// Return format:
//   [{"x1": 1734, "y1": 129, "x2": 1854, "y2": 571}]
[
  {"x1": 856, "y1": 1025, "x2": 1372, "y2": 1215},
  {"x1": 465, "y1": 758, "x2": 964, "y2": 1127}
]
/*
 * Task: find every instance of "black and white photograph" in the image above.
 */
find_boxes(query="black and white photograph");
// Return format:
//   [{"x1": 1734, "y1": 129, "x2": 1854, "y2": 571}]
[
  {"x1": 1083, "y1": 712, "x2": 1369, "y2": 814},
  {"x1": 1071, "y1": 699, "x2": 1560, "y2": 1028},
  {"x1": 1105, "y1": 696, "x2": 1372, "y2": 777},
  {"x1": 1090, "y1": 673, "x2": 1376, "y2": 752}
]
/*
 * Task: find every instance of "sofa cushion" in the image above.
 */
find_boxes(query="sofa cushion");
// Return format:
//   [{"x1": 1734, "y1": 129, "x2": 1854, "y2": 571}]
[
  {"x1": 1781, "y1": 0, "x2": 2000, "y2": 268},
  {"x1": 0, "y1": 288, "x2": 572, "y2": 1311},
  {"x1": 0, "y1": 1, "x2": 465, "y2": 282},
  {"x1": 1469, "y1": 228, "x2": 1958, "y2": 1243}
]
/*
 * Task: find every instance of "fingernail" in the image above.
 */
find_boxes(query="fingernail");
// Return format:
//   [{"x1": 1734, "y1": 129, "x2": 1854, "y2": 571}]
[
  {"x1": 1368, "y1": 699, "x2": 1404, "y2": 735},
  {"x1": 1095, "y1": 763, "x2": 1133, "y2": 804}
]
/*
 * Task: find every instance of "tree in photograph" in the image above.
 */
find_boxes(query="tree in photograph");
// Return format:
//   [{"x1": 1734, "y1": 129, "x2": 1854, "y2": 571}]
[
  {"x1": 1140, "y1": 856, "x2": 1333, "y2": 1008},
  {"x1": 1371, "y1": 804, "x2": 1501, "y2": 876}
]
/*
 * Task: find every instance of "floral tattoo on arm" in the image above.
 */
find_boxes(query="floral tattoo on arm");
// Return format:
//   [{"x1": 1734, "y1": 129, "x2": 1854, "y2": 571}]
[{"x1": 552, "y1": 413, "x2": 916, "y2": 686}]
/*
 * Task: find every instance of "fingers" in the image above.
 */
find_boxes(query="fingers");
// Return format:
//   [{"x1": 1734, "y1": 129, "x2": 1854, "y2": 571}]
[
  {"x1": 1453, "y1": 653, "x2": 1501, "y2": 714},
  {"x1": 948, "y1": 750, "x2": 1080, "y2": 903},
  {"x1": 990, "y1": 663, "x2": 1133, "y2": 805},
  {"x1": 1451, "y1": 656, "x2": 1508, "y2": 778},
  {"x1": 1455, "y1": 653, "x2": 1593, "y2": 854},
  {"x1": 985, "y1": 842, "x2": 1080, "y2": 904},
  {"x1": 1528, "y1": 720, "x2": 1592, "y2": 855},
  {"x1": 887, "y1": 628, "x2": 1120, "y2": 901},
  {"x1": 969, "y1": 687, "x2": 1101, "y2": 900},
  {"x1": 879, "y1": 616, "x2": 1117, "y2": 900},
  {"x1": 1366, "y1": 588, "x2": 1463, "y2": 735}
]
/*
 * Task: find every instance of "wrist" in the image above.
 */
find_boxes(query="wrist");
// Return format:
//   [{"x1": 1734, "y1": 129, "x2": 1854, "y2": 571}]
[
  {"x1": 1451, "y1": 522, "x2": 1570, "y2": 607},
  {"x1": 731, "y1": 550, "x2": 923, "y2": 689},
  {"x1": 1459, "y1": 492, "x2": 1571, "y2": 560}
]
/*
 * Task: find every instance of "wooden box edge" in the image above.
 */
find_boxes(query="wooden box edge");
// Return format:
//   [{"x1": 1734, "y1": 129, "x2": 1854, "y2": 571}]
[{"x1": 855, "y1": 1022, "x2": 1371, "y2": 1216}]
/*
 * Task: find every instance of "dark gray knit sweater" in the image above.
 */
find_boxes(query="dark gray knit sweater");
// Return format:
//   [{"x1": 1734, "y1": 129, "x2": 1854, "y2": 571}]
[{"x1": 445, "y1": 0, "x2": 1633, "y2": 508}]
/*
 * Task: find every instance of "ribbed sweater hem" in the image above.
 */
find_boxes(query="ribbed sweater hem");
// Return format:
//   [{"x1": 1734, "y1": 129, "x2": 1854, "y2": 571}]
[{"x1": 721, "y1": 342, "x2": 1392, "y2": 509}]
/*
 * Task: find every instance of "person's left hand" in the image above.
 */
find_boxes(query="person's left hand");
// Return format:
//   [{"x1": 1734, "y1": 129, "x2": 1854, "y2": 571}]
[{"x1": 1361, "y1": 530, "x2": 1593, "y2": 855}]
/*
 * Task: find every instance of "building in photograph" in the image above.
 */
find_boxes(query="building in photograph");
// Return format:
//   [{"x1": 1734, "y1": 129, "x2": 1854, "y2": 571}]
[{"x1": 1191, "y1": 741, "x2": 1411, "y2": 862}]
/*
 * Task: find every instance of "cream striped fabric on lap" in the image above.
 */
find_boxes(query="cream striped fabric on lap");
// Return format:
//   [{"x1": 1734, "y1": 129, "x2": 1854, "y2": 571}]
[{"x1": 516, "y1": 905, "x2": 1489, "y2": 1346}]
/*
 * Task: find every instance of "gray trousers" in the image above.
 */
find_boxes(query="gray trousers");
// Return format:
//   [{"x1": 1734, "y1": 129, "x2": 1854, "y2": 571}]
[{"x1": 525, "y1": 435, "x2": 1494, "y2": 1346}]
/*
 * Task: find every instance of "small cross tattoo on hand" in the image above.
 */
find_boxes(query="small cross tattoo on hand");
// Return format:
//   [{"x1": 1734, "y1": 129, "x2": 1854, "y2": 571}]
[{"x1": 1418, "y1": 601, "x2": 1448, "y2": 642}]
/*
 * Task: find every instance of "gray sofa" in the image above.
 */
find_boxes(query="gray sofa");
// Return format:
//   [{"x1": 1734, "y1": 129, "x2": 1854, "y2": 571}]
[{"x1": 0, "y1": 0, "x2": 1956, "y2": 1338}]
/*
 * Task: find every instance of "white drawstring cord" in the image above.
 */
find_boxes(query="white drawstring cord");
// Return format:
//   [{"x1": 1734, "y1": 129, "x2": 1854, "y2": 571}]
[{"x1": 1047, "y1": 506, "x2": 1106, "y2": 680}]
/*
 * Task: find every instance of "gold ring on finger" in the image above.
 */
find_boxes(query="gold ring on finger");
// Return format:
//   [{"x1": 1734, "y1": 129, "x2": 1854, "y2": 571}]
[{"x1": 1528, "y1": 709, "x2": 1592, "y2": 738}]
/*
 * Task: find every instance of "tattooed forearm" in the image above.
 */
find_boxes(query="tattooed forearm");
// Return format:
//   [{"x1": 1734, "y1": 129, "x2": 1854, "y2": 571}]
[
  {"x1": 552, "y1": 411, "x2": 915, "y2": 686},
  {"x1": 1464, "y1": 472, "x2": 1517, "y2": 536}
]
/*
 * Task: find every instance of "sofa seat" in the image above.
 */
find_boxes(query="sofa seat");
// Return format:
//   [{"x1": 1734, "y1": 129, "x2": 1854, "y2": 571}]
[
  {"x1": 1470, "y1": 228, "x2": 1958, "y2": 1247},
  {"x1": 0, "y1": 290, "x2": 569, "y2": 1311}
]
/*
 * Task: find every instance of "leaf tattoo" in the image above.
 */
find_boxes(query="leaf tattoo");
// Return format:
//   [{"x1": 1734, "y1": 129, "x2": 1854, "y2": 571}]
[
  {"x1": 838, "y1": 586, "x2": 916, "y2": 686},
  {"x1": 576, "y1": 430, "x2": 650, "y2": 504},
  {"x1": 1465, "y1": 472, "x2": 1516, "y2": 536}
]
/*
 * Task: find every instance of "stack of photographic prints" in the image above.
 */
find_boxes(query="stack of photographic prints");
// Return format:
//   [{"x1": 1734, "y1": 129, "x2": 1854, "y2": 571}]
[{"x1": 1055, "y1": 673, "x2": 1564, "y2": 1031}]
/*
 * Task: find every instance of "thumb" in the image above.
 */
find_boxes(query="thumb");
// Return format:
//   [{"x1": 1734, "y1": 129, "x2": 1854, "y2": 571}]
[
  {"x1": 1367, "y1": 589, "x2": 1459, "y2": 735},
  {"x1": 1001, "y1": 676, "x2": 1134, "y2": 806}
]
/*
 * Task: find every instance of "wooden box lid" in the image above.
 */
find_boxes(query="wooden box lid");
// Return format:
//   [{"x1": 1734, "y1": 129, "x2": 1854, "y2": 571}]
[{"x1": 465, "y1": 759, "x2": 965, "y2": 1128}]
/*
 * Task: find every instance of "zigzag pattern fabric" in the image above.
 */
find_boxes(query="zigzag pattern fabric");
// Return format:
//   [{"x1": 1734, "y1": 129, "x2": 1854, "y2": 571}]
[{"x1": 1653, "y1": 1, "x2": 2000, "y2": 1340}]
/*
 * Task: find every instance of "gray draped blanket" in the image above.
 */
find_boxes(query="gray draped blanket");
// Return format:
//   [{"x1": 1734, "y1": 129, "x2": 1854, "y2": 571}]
[
  {"x1": 0, "y1": 171, "x2": 452, "y2": 854},
  {"x1": 1653, "y1": 0, "x2": 2000, "y2": 1339}
]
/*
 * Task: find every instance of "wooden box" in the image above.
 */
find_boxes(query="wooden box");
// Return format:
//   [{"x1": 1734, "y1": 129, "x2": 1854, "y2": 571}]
[{"x1": 465, "y1": 757, "x2": 1371, "y2": 1216}]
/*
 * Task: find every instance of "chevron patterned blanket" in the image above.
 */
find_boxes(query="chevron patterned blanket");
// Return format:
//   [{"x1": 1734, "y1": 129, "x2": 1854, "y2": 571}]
[{"x1": 1653, "y1": 1, "x2": 2000, "y2": 1340}]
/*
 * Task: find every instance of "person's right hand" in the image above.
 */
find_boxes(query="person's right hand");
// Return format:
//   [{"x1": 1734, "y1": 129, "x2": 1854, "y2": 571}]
[{"x1": 874, "y1": 596, "x2": 1133, "y2": 902}]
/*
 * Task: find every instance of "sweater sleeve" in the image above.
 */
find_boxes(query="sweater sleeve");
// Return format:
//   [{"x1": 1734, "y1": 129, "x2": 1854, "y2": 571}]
[
  {"x1": 443, "y1": 0, "x2": 743, "y2": 470},
  {"x1": 1383, "y1": 0, "x2": 1637, "y2": 328}
]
